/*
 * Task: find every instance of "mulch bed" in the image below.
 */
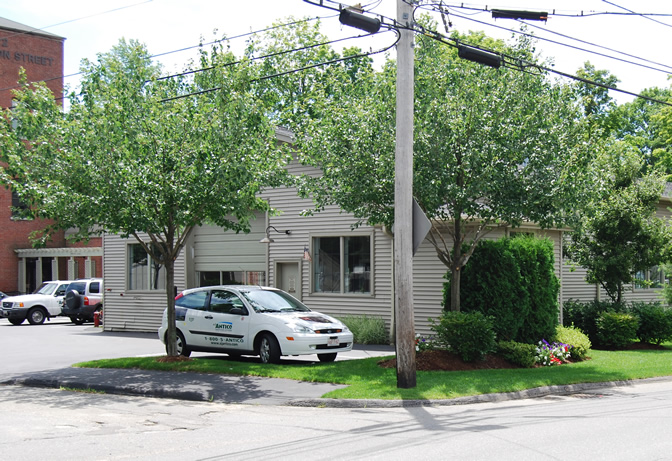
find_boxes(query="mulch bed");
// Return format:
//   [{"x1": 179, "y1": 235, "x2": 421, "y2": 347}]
[{"x1": 379, "y1": 349, "x2": 519, "y2": 372}]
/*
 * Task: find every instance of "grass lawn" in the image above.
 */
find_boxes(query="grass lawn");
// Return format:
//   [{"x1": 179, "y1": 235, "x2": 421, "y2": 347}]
[{"x1": 74, "y1": 345, "x2": 672, "y2": 401}]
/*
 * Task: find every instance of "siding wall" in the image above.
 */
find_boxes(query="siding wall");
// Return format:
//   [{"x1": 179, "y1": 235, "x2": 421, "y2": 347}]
[{"x1": 102, "y1": 233, "x2": 187, "y2": 332}]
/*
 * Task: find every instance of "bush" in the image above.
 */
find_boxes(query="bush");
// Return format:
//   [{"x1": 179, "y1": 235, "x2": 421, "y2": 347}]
[
  {"x1": 563, "y1": 299, "x2": 626, "y2": 344},
  {"x1": 445, "y1": 236, "x2": 559, "y2": 343},
  {"x1": 497, "y1": 341, "x2": 536, "y2": 368},
  {"x1": 630, "y1": 302, "x2": 672, "y2": 345},
  {"x1": 430, "y1": 311, "x2": 496, "y2": 362},
  {"x1": 554, "y1": 325, "x2": 591, "y2": 361},
  {"x1": 596, "y1": 312, "x2": 639, "y2": 349},
  {"x1": 338, "y1": 315, "x2": 388, "y2": 345}
]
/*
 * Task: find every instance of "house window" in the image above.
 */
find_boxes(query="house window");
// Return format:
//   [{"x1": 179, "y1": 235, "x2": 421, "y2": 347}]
[
  {"x1": 634, "y1": 267, "x2": 665, "y2": 289},
  {"x1": 128, "y1": 243, "x2": 166, "y2": 290},
  {"x1": 313, "y1": 235, "x2": 371, "y2": 294},
  {"x1": 11, "y1": 191, "x2": 31, "y2": 220},
  {"x1": 198, "y1": 271, "x2": 266, "y2": 287}
]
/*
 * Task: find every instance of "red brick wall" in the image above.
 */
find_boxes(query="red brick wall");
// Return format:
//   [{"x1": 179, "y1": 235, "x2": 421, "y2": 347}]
[
  {"x1": 0, "y1": 24, "x2": 73, "y2": 293},
  {"x1": 0, "y1": 27, "x2": 64, "y2": 108}
]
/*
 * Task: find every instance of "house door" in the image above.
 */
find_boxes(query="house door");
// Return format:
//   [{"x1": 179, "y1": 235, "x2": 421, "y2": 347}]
[{"x1": 276, "y1": 262, "x2": 300, "y2": 299}]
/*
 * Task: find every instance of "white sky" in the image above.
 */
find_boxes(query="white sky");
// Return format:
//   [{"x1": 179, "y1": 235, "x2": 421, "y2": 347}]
[{"x1": 1, "y1": 0, "x2": 671, "y2": 105}]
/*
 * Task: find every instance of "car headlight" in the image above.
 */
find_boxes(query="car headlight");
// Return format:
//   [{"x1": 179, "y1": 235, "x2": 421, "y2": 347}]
[
  {"x1": 341, "y1": 324, "x2": 350, "y2": 332},
  {"x1": 291, "y1": 324, "x2": 314, "y2": 334}
]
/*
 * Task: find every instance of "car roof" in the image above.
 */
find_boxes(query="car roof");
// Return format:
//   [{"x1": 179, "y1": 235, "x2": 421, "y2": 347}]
[{"x1": 181, "y1": 285, "x2": 277, "y2": 295}]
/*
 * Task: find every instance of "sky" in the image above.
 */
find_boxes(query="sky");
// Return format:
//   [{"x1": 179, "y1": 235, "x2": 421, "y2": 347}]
[{"x1": 1, "y1": 0, "x2": 671, "y2": 105}]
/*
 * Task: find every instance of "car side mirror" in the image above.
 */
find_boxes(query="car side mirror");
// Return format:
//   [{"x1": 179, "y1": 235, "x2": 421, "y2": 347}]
[{"x1": 230, "y1": 307, "x2": 247, "y2": 316}]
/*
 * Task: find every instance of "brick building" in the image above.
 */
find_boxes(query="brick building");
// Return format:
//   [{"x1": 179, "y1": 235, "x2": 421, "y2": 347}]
[{"x1": 1, "y1": 17, "x2": 102, "y2": 295}]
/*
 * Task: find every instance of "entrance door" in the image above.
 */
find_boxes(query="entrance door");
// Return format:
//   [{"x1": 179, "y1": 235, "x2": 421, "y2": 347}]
[{"x1": 276, "y1": 262, "x2": 300, "y2": 299}]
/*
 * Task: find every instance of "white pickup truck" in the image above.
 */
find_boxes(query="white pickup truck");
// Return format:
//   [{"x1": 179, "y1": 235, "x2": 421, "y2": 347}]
[{"x1": 0, "y1": 280, "x2": 73, "y2": 325}]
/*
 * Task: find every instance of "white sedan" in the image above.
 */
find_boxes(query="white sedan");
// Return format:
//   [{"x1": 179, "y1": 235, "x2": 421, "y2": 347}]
[{"x1": 159, "y1": 285, "x2": 353, "y2": 364}]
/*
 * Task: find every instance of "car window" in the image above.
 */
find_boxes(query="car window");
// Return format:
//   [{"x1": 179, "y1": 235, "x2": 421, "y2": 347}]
[
  {"x1": 55, "y1": 284, "x2": 70, "y2": 296},
  {"x1": 209, "y1": 290, "x2": 247, "y2": 315},
  {"x1": 89, "y1": 282, "x2": 100, "y2": 294},
  {"x1": 175, "y1": 291, "x2": 208, "y2": 310},
  {"x1": 240, "y1": 289, "x2": 310, "y2": 313},
  {"x1": 67, "y1": 282, "x2": 86, "y2": 293},
  {"x1": 35, "y1": 283, "x2": 57, "y2": 295}
]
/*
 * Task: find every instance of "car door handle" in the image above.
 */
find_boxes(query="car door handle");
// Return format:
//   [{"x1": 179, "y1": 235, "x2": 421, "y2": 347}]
[{"x1": 205, "y1": 315, "x2": 213, "y2": 319}]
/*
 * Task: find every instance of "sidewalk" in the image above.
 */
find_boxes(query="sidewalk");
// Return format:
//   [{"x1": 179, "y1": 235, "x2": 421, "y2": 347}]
[{"x1": 0, "y1": 344, "x2": 395, "y2": 406}]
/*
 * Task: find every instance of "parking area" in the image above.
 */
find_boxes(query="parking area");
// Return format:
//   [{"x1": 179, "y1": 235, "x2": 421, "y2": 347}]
[{"x1": 0, "y1": 318, "x2": 394, "y2": 380}]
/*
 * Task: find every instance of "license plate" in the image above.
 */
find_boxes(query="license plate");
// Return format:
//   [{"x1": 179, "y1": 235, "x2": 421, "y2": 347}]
[{"x1": 327, "y1": 337, "x2": 339, "y2": 347}]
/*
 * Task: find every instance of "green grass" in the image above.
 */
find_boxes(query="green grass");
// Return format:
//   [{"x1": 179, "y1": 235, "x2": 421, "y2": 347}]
[{"x1": 74, "y1": 345, "x2": 672, "y2": 400}]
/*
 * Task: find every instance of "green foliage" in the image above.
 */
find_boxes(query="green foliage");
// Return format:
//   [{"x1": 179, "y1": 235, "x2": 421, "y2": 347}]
[
  {"x1": 562, "y1": 299, "x2": 626, "y2": 344},
  {"x1": 565, "y1": 145, "x2": 672, "y2": 303},
  {"x1": 295, "y1": 26, "x2": 597, "y2": 311},
  {"x1": 554, "y1": 325, "x2": 591, "y2": 361},
  {"x1": 596, "y1": 312, "x2": 639, "y2": 350},
  {"x1": 0, "y1": 39, "x2": 291, "y2": 356},
  {"x1": 497, "y1": 341, "x2": 536, "y2": 368},
  {"x1": 337, "y1": 315, "x2": 388, "y2": 345},
  {"x1": 630, "y1": 302, "x2": 672, "y2": 345},
  {"x1": 444, "y1": 236, "x2": 559, "y2": 343},
  {"x1": 430, "y1": 311, "x2": 496, "y2": 362}
]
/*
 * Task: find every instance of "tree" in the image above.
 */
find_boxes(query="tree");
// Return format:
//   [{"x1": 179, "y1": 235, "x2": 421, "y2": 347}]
[
  {"x1": 566, "y1": 143, "x2": 672, "y2": 303},
  {"x1": 0, "y1": 39, "x2": 290, "y2": 355},
  {"x1": 296, "y1": 29, "x2": 597, "y2": 310}
]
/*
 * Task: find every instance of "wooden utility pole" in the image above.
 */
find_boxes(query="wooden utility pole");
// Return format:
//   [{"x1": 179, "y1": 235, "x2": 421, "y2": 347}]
[{"x1": 394, "y1": 0, "x2": 416, "y2": 388}]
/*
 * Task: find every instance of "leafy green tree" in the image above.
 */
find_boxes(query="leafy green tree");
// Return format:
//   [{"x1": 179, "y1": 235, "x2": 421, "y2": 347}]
[
  {"x1": 297, "y1": 29, "x2": 597, "y2": 310},
  {"x1": 0, "y1": 39, "x2": 290, "y2": 355},
  {"x1": 565, "y1": 143, "x2": 672, "y2": 303},
  {"x1": 612, "y1": 87, "x2": 672, "y2": 174}
]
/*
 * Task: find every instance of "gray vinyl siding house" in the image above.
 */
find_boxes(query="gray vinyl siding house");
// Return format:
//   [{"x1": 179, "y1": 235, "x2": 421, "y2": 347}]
[{"x1": 100, "y1": 131, "x2": 672, "y2": 335}]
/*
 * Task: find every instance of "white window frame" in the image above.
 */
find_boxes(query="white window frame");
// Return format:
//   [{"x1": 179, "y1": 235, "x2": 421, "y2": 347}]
[{"x1": 309, "y1": 233, "x2": 374, "y2": 296}]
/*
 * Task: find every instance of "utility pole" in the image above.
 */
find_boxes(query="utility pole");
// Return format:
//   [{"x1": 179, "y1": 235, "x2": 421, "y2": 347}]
[{"x1": 394, "y1": 0, "x2": 416, "y2": 388}]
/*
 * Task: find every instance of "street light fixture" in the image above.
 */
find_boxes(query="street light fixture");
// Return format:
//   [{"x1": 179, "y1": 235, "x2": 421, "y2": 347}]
[{"x1": 260, "y1": 226, "x2": 291, "y2": 244}]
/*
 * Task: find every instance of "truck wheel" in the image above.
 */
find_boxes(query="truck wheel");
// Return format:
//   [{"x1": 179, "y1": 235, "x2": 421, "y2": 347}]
[
  {"x1": 8, "y1": 318, "x2": 24, "y2": 326},
  {"x1": 70, "y1": 315, "x2": 86, "y2": 325},
  {"x1": 27, "y1": 308, "x2": 47, "y2": 325},
  {"x1": 259, "y1": 333, "x2": 281, "y2": 364}
]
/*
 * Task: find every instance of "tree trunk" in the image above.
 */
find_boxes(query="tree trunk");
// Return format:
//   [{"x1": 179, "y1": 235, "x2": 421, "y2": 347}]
[
  {"x1": 450, "y1": 265, "x2": 461, "y2": 311},
  {"x1": 165, "y1": 259, "x2": 177, "y2": 356}
]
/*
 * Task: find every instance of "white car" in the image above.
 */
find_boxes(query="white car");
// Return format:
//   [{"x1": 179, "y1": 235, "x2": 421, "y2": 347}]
[{"x1": 159, "y1": 285, "x2": 354, "y2": 364}]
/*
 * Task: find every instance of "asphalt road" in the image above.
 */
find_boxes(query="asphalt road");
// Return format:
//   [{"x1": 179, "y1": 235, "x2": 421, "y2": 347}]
[{"x1": 2, "y1": 380, "x2": 672, "y2": 460}]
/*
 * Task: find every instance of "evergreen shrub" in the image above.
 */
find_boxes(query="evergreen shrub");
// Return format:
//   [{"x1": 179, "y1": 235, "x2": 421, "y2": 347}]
[
  {"x1": 596, "y1": 312, "x2": 639, "y2": 349},
  {"x1": 338, "y1": 314, "x2": 388, "y2": 344},
  {"x1": 443, "y1": 236, "x2": 559, "y2": 343},
  {"x1": 630, "y1": 302, "x2": 672, "y2": 345},
  {"x1": 497, "y1": 341, "x2": 536, "y2": 368},
  {"x1": 431, "y1": 311, "x2": 496, "y2": 362}
]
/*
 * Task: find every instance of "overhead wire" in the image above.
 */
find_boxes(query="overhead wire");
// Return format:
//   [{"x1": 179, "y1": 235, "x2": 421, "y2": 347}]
[
  {"x1": 602, "y1": 0, "x2": 672, "y2": 28},
  {"x1": 0, "y1": 14, "x2": 337, "y2": 96},
  {"x1": 160, "y1": 30, "x2": 400, "y2": 103}
]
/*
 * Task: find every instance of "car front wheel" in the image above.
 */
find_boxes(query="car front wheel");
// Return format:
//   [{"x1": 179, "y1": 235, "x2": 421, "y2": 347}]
[{"x1": 259, "y1": 333, "x2": 281, "y2": 364}]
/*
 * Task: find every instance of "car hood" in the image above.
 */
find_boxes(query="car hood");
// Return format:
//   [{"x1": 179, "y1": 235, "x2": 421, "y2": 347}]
[
  {"x1": 264, "y1": 311, "x2": 345, "y2": 327},
  {"x1": 2, "y1": 294, "x2": 55, "y2": 303}
]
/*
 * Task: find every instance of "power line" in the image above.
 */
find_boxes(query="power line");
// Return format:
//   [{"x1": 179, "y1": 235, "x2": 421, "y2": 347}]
[
  {"x1": 0, "y1": 15, "x2": 335, "y2": 96},
  {"x1": 426, "y1": 2, "x2": 672, "y2": 18},
  {"x1": 602, "y1": 0, "x2": 672, "y2": 28},
  {"x1": 437, "y1": 8, "x2": 672, "y2": 76},
  {"x1": 415, "y1": 26, "x2": 672, "y2": 107},
  {"x1": 159, "y1": 31, "x2": 400, "y2": 103}
]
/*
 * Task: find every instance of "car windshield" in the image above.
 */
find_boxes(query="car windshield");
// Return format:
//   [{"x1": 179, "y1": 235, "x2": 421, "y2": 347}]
[
  {"x1": 240, "y1": 289, "x2": 311, "y2": 313},
  {"x1": 34, "y1": 283, "x2": 57, "y2": 295}
]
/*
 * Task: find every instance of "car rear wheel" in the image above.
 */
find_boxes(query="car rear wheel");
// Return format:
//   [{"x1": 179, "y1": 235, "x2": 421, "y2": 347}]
[
  {"x1": 27, "y1": 308, "x2": 47, "y2": 325},
  {"x1": 259, "y1": 333, "x2": 281, "y2": 364},
  {"x1": 8, "y1": 318, "x2": 24, "y2": 326},
  {"x1": 318, "y1": 353, "x2": 338, "y2": 362}
]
